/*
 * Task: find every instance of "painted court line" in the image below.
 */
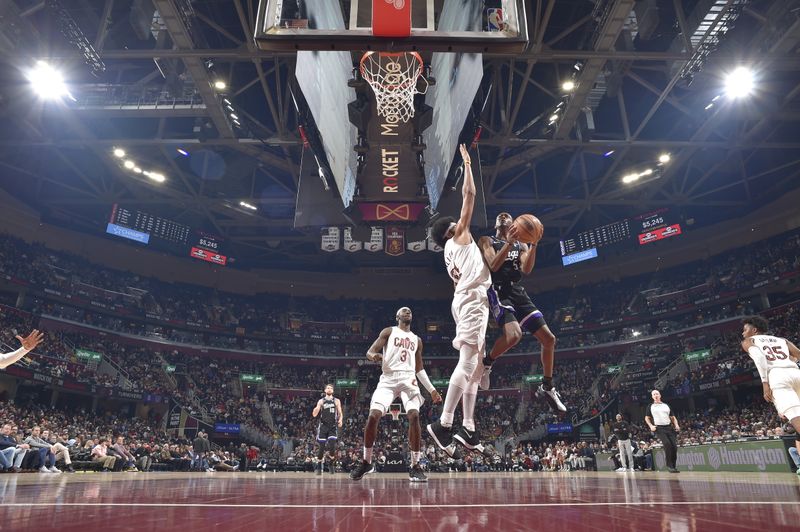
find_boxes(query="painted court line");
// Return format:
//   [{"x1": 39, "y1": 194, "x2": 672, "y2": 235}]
[{"x1": 3, "y1": 501, "x2": 800, "y2": 509}]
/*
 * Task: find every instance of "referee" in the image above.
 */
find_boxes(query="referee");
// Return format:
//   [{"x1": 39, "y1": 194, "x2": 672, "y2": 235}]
[{"x1": 645, "y1": 389, "x2": 680, "y2": 473}]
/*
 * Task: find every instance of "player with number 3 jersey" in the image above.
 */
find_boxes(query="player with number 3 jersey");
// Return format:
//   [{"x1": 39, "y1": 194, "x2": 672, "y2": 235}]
[
  {"x1": 350, "y1": 306, "x2": 442, "y2": 482},
  {"x1": 740, "y1": 315, "x2": 800, "y2": 456}
]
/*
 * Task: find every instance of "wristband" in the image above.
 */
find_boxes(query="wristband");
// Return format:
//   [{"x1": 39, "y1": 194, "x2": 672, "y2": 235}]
[{"x1": 415, "y1": 369, "x2": 436, "y2": 393}]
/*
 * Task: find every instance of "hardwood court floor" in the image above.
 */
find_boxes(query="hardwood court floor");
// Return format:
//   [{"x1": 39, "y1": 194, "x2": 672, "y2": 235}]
[{"x1": 1, "y1": 470, "x2": 799, "y2": 530}]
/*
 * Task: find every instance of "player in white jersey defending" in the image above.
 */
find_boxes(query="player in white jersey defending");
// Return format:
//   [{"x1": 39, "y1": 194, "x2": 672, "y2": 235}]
[
  {"x1": 740, "y1": 315, "x2": 800, "y2": 454},
  {"x1": 426, "y1": 144, "x2": 492, "y2": 456},
  {"x1": 350, "y1": 306, "x2": 442, "y2": 482}
]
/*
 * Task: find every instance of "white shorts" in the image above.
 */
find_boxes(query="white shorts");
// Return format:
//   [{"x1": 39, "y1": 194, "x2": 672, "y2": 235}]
[
  {"x1": 451, "y1": 287, "x2": 489, "y2": 353},
  {"x1": 369, "y1": 372, "x2": 424, "y2": 414},
  {"x1": 769, "y1": 367, "x2": 800, "y2": 419}
]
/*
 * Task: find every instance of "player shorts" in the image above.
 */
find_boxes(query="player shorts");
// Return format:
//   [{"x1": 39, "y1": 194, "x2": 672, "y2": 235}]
[
  {"x1": 451, "y1": 287, "x2": 489, "y2": 353},
  {"x1": 488, "y1": 282, "x2": 547, "y2": 332},
  {"x1": 369, "y1": 371, "x2": 424, "y2": 414},
  {"x1": 769, "y1": 367, "x2": 800, "y2": 419},
  {"x1": 316, "y1": 424, "x2": 338, "y2": 442}
]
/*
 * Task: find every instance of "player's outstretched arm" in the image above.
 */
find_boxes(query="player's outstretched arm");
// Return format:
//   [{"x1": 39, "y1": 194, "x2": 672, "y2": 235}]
[
  {"x1": 453, "y1": 144, "x2": 476, "y2": 246},
  {"x1": 0, "y1": 329, "x2": 44, "y2": 369},
  {"x1": 479, "y1": 235, "x2": 513, "y2": 272},
  {"x1": 366, "y1": 327, "x2": 392, "y2": 362},
  {"x1": 312, "y1": 399, "x2": 323, "y2": 418}
]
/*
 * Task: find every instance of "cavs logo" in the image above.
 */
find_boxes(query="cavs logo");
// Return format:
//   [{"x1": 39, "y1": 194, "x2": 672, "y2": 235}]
[
  {"x1": 386, "y1": 0, "x2": 405, "y2": 9},
  {"x1": 376, "y1": 204, "x2": 411, "y2": 221}
]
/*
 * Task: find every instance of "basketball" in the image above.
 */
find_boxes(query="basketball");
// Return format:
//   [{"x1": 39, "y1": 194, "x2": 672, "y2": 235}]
[{"x1": 513, "y1": 214, "x2": 544, "y2": 243}]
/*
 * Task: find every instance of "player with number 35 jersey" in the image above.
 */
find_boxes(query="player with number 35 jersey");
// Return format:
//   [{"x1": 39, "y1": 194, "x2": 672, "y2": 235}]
[{"x1": 740, "y1": 315, "x2": 800, "y2": 457}]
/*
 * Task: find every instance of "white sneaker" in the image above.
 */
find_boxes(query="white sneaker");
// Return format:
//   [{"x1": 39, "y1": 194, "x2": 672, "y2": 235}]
[
  {"x1": 615, "y1": 467, "x2": 626, "y2": 472},
  {"x1": 49, "y1": 466, "x2": 62, "y2": 473},
  {"x1": 536, "y1": 384, "x2": 567, "y2": 412},
  {"x1": 628, "y1": 468, "x2": 635, "y2": 472},
  {"x1": 39, "y1": 466, "x2": 51, "y2": 473},
  {"x1": 206, "y1": 467, "x2": 216, "y2": 472}
]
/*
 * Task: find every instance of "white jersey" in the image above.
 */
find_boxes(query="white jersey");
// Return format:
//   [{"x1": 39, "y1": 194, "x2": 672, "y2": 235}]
[
  {"x1": 444, "y1": 238, "x2": 491, "y2": 294},
  {"x1": 382, "y1": 326, "x2": 418, "y2": 374},
  {"x1": 751, "y1": 335, "x2": 798, "y2": 373}
]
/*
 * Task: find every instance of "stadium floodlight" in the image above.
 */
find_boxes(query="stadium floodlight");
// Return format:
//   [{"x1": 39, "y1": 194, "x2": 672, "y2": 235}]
[
  {"x1": 27, "y1": 61, "x2": 69, "y2": 100},
  {"x1": 123, "y1": 160, "x2": 135, "y2": 169},
  {"x1": 239, "y1": 201, "x2": 257, "y2": 211},
  {"x1": 113, "y1": 148, "x2": 125, "y2": 158},
  {"x1": 548, "y1": 114, "x2": 559, "y2": 123},
  {"x1": 133, "y1": 167, "x2": 142, "y2": 174},
  {"x1": 213, "y1": 80, "x2": 227, "y2": 90},
  {"x1": 622, "y1": 173, "x2": 639, "y2": 184},
  {"x1": 147, "y1": 172, "x2": 166, "y2": 183},
  {"x1": 229, "y1": 113, "x2": 239, "y2": 120},
  {"x1": 641, "y1": 168, "x2": 654, "y2": 176},
  {"x1": 658, "y1": 153, "x2": 671, "y2": 164},
  {"x1": 562, "y1": 80, "x2": 575, "y2": 92},
  {"x1": 724, "y1": 66, "x2": 755, "y2": 98}
]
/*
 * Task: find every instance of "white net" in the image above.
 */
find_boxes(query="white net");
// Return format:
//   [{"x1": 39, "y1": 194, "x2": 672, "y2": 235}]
[{"x1": 360, "y1": 51, "x2": 427, "y2": 123}]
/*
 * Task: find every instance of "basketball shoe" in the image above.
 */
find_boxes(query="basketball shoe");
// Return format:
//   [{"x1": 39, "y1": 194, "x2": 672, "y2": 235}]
[
  {"x1": 536, "y1": 384, "x2": 566, "y2": 412},
  {"x1": 453, "y1": 426, "x2": 485, "y2": 454},
  {"x1": 408, "y1": 465, "x2": 428, "y2": 482},
  {"x1": 350, "y1": 460, "x2": 376, "y2": 481}
]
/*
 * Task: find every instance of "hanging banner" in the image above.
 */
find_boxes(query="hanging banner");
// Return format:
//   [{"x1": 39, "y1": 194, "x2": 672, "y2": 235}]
[
  {"x1": 427, "y1": 235, "x2": 442, "y2": 252},
  {"x1": 343, "y1": 228, "x2": 363, "y2": 252},
  {"x1": 407, "y1": 240, "x2": 426, "y2": 252},
  {"x1": 357, "y1": 202, "x2": 427, "y2": 222},
  {"x1": 321, "y1": 227, "x2": 340, "y2": 252},
  {"x1": 366, "y1": 227, "x2": 384, "y2": 252},
  {"x1": 385, "y1": 226, "x2": 405, "y2": 256}
]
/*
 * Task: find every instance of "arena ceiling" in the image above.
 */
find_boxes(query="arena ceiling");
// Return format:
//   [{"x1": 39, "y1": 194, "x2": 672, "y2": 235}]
[{"x1": 1, "y1": 0, "x2": 799, "y2": 271}]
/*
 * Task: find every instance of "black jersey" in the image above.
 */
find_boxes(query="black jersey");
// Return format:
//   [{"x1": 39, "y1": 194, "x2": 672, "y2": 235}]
[
  {"x1": 319, "y1": 396, "x2": 337, "y2": 426},
  {"x1": 490, "y1": 236, "x2": 523, "y2": 284}
]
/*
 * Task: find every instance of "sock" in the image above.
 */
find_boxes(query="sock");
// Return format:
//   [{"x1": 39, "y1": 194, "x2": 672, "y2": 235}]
[
  {"x1": 411, "y1": 451, "x2": 421, "y2": 466},
  {"x1": 441, "y1": 344, "x2": 479, "y2": 426},
  {"x1": 542, "y1": 376, "x2": 553, "y2": 391},
  {"x1": 363, "y1": 447, "x2": 373, "y2": 463},
  {"x1": 461, "y1": 383, "x2": 478, "y2": 432}
]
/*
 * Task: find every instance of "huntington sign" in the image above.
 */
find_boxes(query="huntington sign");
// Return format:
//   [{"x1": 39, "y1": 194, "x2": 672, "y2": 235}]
[
  {"x1": 240, "y1": 374, "x2": 264, "y2": 383},
  {"x1": 684, "y1": 349, "x2": 712, "y2": 362},
  {"x1": 653, "y1": 440, "x2": 790, "y2": 472}
]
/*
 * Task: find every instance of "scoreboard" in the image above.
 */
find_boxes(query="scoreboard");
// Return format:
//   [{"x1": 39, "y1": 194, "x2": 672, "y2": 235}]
[
  {"x1": 559, "y1": 208, "x2": 683, "y2": 266},
  {"x1": 107, "y1": 204, "x2": 190, "y2": 245},
  {"x1": 107, "y1": 205, "x2": 228, "y2": 266}
]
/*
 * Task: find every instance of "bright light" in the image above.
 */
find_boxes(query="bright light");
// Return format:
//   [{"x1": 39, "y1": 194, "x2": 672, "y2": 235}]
[
  {"x1": 240, "y1": 201, "x2": 257, "y2": 211},
  {"x1": 113, "y1": 148, "x2": 125, "y2": 158},
  {"x1": 562, "y1": 80, "x2": 575, "y2": 92},
  {"x1": 229, "y1": 113, "x2": 239, "y2": 120},
  {"x1": 27, "y1": 61, "x2": 69, "y2": 100},
  {"x1": 213, "y1": 80, "x2": 227, "y2": 90},
  {"x1": 632, "y1": 330, "x2": 641, "y2": 337},
  {"x1": 223, "y1": 98, "x2": 231, "y2": 105},
  {"x1": 658, "y1": 153, "x2": 671, "y2": 164},
  {"x1": 705, "y1": 103, "x2": 714, "y2": 110},
  {"x1": 148, "y1": 172, "x2": 165, "y2": 183},
  {"x1": 177, "y1": 148, "x2": 189, "y2": 156},
  {"x1": 724, "y1": 66, "x2": 755, "y2": 98},
  {"x1": 622, "y1": 174, "x2": 640, "y2": 184},
  {"x1": 549, "y1": 114, "x2": 559, "y2": 122},
  {"x1": 603, "y1": 150, "x2": 615, "y2": 157},
  {"x1": 641, "y1": 168, "x2": 654, "y2": 176},
  {"x1": 133, "y1": 167, "x2": 142, "y2": 174},
  {"x1": 226, "y1": 104, "x2": 234, "y2": 111},
  {"x1": 123, "y1": 160, "x2": 135, "y2": 169}
]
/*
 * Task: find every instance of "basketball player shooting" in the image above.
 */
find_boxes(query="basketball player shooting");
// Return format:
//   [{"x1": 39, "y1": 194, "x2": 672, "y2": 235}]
[
  {"x1": 350, "y1": 306, "x2": 442, "y2": 482},
  {"x1": 740, "y1": 316, "x2": 800, "y2": 455},
  {"x1": 0, "y1": 329, "x2": 44, "y2": 369},
  {"x1": 426, "y1": 144, "x2": 492, "y2": 456},
  {"x1": 477, "y1": 214, "x2": 565, "y2": 411},
  {"x1": 311, "y1": 383, "x2": 342, "y2": 475}
]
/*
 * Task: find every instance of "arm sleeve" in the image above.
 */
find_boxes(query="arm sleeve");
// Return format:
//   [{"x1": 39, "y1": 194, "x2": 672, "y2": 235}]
[
  {"x1": 747, "y1": 346, "x2": 770, "y2": 382},
  {"x1": 0, "y1": 347, "x2": 30, "y2": 369},
  {"x1": 415, "y1": 369, "x2": 436, "y2": 393}
]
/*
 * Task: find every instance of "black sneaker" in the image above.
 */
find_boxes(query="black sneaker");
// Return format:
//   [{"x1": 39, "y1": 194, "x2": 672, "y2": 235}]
[
  {"x1": 668, "y1": 468, "x2": 680, "y2": 473},
  {"x1": 453, "y1": 426, "x2": 485, "y2": 453},
  {"x1": 427, "y1": 421, "x2": 454, "y2": 453},
  {"x1": 536, "y1": 384, "x2": 567, "y2": 412},
  {"x1": 350, "y1": 461, "x2": 375, "y2": 481},
  {"x1": 409, "y1": 465, "x2": 428, "y2": 482}
]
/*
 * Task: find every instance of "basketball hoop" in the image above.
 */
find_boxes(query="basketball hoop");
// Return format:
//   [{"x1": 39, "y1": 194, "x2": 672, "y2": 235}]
[
  {"x1": 360, "y1": 51, "x2": 428, "y2": 123},
  {"x1": 389, "y1": 405, "x2": 402, "y2": 422}
]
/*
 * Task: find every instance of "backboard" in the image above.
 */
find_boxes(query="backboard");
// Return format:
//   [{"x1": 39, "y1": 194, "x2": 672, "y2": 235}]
[{"x1": 255, "y1": 0, "x2": 528, "y2": 54}]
